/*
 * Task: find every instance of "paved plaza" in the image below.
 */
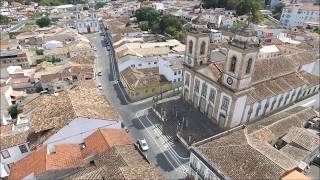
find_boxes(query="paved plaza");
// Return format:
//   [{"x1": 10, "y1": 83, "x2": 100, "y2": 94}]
[{"x1": 153, "y1": 96, "x2": 223, "y2": 145}]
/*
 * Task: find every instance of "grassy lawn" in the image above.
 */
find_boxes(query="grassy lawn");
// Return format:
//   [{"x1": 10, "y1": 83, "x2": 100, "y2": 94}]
[
  {"x1": 18, "y1": 20, "x2": 36, "y2": 33},
  {"x1": 260, "y1": 17, "x2": 276, "y2": 26}
]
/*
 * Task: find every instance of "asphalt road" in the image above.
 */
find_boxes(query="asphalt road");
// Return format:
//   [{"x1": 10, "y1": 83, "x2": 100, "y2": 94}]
[{"x1": 86, "y1": 32, "x2": 189, "y2": 179}]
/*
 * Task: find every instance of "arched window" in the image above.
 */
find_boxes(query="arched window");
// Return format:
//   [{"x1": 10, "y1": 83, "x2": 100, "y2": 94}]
[
  {"x1": 229, "y1": 56, "x2": 237, "y2": 73},
  {"x1": 245, "y1": 58, "x2": 253, "y2": 74},
  {"x1": 200, "y1": 41, "x2": 206, "y2": 55},
  {"x1": 188, "y1": 40, "x2": 193, "y2": 54}
]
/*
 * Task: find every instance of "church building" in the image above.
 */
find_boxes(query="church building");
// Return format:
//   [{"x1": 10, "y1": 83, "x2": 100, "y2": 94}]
[{"x1": 182, "y1": 28, "x2": 319, "y2": 129}]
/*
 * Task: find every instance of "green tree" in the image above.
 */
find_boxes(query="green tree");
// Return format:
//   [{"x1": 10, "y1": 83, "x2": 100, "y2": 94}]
[
  {"x1": 159, "y1": 15, "x2": 184, "y2": 34},
  {"x1": 8, "y1": 106, "x2": 18, "y2": 119},
  {"x1": 236, "y1": 0, "x2": 261, "y2": 22},
  {"x1": 139, "y1": 21, "x2": 149, "y2": 31},
  {"x1": 203, "y1": 0, "x2": 261, "y2": 22},
  {"x1": 95, "y1": 2, "x2": 105, "y2": 10},
  {"x1": 202, "y1": 0, "x2": 237, "y2": 10},
  {"x1": 0, "y1": 15, "x2": 12, "y2": 25},
  {"x1": 230, "y1": 21, "x2": 248, "y2": 31},
  {"x1": 272, "y1": 2, "x2": 285, "y2": 20},
  {"x1": 135, "y1": 7, "x2": 160, "y2": 23},
  {"x1": 36, "y1": 49, "x2": 44, "y2": 55},
  {"x1": 36, "y1": 16, "x2": 51, "y2": 28}
]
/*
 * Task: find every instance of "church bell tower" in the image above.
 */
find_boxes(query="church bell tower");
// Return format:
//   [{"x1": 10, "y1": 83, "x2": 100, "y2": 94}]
[
  {"x1": 221, "y1": 28, "x2": 260, "y2": 91},
  {"x1": 184, "y1": 32, "x2": 210, "y2": 67}
]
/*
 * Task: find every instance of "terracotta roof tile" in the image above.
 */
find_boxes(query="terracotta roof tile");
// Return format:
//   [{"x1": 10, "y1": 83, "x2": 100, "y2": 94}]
[
  {"x1": 67, "y1": 144, "x2": 163, "y2": 180},
  {"x1": 81, "y1": 128, "x2": 132, "y2": 159},
  {"x1": 0, "y1": 131, "x2": 30, "y2": 150},
  {"x1": 9, "y1": 144, "x2": 84, "y2": 180},
  {"x1": 120, "y1": 67, "x2": 167, "y2": 90},
  {"x1": 194, "y1": 106, "x2": 318, "y2": 180},
  {"x1": 21, "y1": 80, "x2": 119, "y2": 149}
]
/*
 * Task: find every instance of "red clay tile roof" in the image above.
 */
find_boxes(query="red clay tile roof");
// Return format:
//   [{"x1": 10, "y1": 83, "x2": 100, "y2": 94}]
[
  {"x1": 81, "y1": 128, "x2": 133, "y2": 159},
  {"x1": 300, "y1": 5, "x2": 320, "y2": 11},
  {"x1": 9, "y1": 146, "x2": 47, "y2": 180},
  {"x1": 0, "y1": 124, "x2": 13, "y2": 134},
  {"x1": 7, "y1": 76, "x2": 30, "y2": 84},
  {"x1": 9, "y1": 144, "x2": 84, "y2": 180}
]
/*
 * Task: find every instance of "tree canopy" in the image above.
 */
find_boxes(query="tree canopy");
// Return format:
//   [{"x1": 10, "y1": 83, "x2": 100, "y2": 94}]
[
  {"x1": 272, "y1": 2, "x2": 285, "y2": 20},
  {"x1": 0, "y1": 15, "x2": 12, "y2": 25},
  {"x1": 36, "y1": 16, "x2": 51, "y2": 28},
  {"x1": 8, "y1": 106, "x2": 18, "y2": 119},
  {"x1": 135, "y1": 8, "x2": 186, "y2": 41},
  {"x1": 202, "y1": 0, "x2": 262, "y2": 22},
  {"x1": 135, "y1": 7, "x2": 160, "y2": 24}
]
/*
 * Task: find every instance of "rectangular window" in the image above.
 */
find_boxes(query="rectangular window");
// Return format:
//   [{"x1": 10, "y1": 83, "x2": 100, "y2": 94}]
[
  {"x1": 174, "y1": 79, "x2": 176, "y2": 82},
  {"x1": 290, "y1": 91, "x2": 296, "y2": 101},
  {"x1": 131, "y1": 64, "x2": 135, "y2": 67},
  {"x1": 154, "y1": 62, "x2": 157, "y2": 64},
  {"x1": 285, "y1": 93, "x2": 290, "y2": 103},
  {"x1": 198, "y1": 164, "x2": 205, "y2": 178},
  {"x1": 221, "y1": 96, "x2": 230, "y2": 111},
  {"x1": 178, "y1": 70, "x2": 181, "y2": 74},
  {"x1": 201, "y1": 83, "x2": 207, "y2": 97},
  {"x1": 174, "y1": 71, "x2": 177, "y2": 75},
  {"x1": 185, "y1": 74, "x2": 190, "y2": 86},
  {"x1": 19, "y1": 144, "x2": 28, "y2": 154},
  {"x1": 178, "y1": 78, "x2": 181, "y2": 81},
  {"x1": 1, "y1": 150, "x2": 10, "y2": 159},
  {"x1": 194, "y1": 79, "x2": 200, "y2": 93},
  {"x1": 255, "y1": 104, "x2": 261, "y2": 117},
  {"x1": 209, "y1": 88, "x2": 215, "y2": 103},
  {"x1": 138, "y1": 64, "x2": 142, "y2": 67},
  {"x1": 278, "y1": 96, "x2": 283, "y2": 108},
  {"x1": 247, "y1": 107, "x2": 253, "y2": 121}
]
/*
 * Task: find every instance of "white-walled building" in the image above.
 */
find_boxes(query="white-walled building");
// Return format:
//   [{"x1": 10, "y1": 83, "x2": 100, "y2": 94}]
[
  {"x1": 0, "y1": 80, "x2": 120, "y2": 178},
  {"x1": 115, "y1": 39, "x2": 184, "y2": 72},
  {"x1": 210, "y1": 29, "x2": 222, "y2": 43},
  {"x1": 258, "y1": 45, "x2": 281, "y2": 59},
  {"x1": 42, "y1": 40, "x2": 63, "y2": 50},
  {"x1": 280, "y1": 5, "x2": 320, "y2": 28},
  {"x1": 159, "y1": 55, "x2": 184, "y2": 86},
  {"x1": 182, "y1": 29, "x2": 319, "y2": 129}
]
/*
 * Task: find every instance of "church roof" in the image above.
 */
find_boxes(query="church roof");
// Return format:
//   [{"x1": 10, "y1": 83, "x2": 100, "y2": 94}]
[{"x1": 193, "y1": 106, "x2": 318, "y2": 180}]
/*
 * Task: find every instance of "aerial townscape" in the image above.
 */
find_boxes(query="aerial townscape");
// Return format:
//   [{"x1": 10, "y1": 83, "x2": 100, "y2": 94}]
[{"x1": 0, "y1": 0, "x2": 319, "y2": 179}]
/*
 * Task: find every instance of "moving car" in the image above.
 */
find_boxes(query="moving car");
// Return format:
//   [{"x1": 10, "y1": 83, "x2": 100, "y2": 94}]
[
  {"x1": 137, "y1": 139, "x2": 149, "y2": 151},
  {"x1": 93, "y1": 47, "x2": 97, "y2": 51},
  {"x1": 97, "y1": 84, "x2": 103, "y2": 90}
]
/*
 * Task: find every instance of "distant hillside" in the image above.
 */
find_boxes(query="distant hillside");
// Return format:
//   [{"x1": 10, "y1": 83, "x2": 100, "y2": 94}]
[{"x1": 6, "y1": 0, "x2": 86, "y2": 6}]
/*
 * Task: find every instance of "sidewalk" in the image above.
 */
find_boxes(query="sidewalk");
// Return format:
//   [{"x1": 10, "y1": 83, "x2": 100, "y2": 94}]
[{"x1": 153, "y1": 97, "x2": 223, "y2": 145}]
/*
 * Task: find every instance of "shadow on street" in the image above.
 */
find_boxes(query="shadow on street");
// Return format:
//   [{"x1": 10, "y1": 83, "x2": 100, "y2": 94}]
[{"x1": 155, "y1": 152, "x2": 175, "y2": 172}]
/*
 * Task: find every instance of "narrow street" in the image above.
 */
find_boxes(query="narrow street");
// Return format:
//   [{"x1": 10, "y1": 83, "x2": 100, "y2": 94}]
[{"x1": 86, "y1": 32, "x2": 189, "y2": 179}]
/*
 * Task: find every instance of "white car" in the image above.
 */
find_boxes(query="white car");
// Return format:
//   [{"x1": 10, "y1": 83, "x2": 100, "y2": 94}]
[
  {"x1": 97, "y1": 84, "x2": 103, "y2": 90},
  {"x1": 138, "y1": 139, "x2": 149, "y2": 151},
  {"x1": 93, "y1": 47, "x2": 97, "y2": 51}
]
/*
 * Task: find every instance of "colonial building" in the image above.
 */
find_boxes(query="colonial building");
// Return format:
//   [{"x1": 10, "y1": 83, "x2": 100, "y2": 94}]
[
  {"x1": 64, "y1": 1, "x2": 99, "y2": 34},
  {"x1": 182, "y1": 28, "x2": 319, "y2": 129},
  {"x1": 189, "y1": 106, "x2": 319, "y2": 180}
]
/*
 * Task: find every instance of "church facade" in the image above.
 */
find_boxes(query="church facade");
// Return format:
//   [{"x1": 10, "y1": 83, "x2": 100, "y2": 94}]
[{"x1": 182, "y1": 30, "x2": 319, "y2": 129}]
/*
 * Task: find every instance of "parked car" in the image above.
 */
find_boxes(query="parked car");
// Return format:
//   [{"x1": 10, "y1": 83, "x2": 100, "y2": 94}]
[
  {"x1": 137, "y1": 139, "x2": 149, "y2": 151},
  {"x1": 93, "y1": 47, "x2": 97, "y2": 51},
  {"x1": 97, "y1": 72, "x2": 102, "y2": 76},
  {"x1": 97, "y1": 84, "x2": 103, "y2": 90}
]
